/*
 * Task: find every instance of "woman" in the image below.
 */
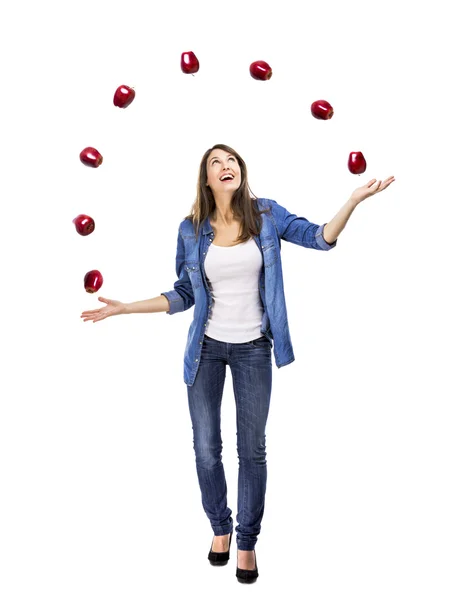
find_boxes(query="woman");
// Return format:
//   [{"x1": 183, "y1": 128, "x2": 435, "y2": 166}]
[{"x1": 81, "y1": 143, "x2": 395, "y2": 583}]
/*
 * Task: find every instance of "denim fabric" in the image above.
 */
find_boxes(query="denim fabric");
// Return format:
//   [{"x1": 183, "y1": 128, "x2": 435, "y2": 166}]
[
  {"x1": 187, "y1": 333, "x2": 272, "y2": 551},
  {"x1": 161, "y1": 197, "x2": 337, "y2": 387}
]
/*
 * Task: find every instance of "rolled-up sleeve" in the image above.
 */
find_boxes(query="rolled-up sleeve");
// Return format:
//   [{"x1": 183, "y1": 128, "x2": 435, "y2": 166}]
[
  {"x1": 315, "y1": 223, "x2": 337, "y2": 250},
  {"x1": 160, "y1": 224, "x2": 195, "y2": 315},
  {"x1": 268, "y1": 199, "x2": 337, "y2": 251}
]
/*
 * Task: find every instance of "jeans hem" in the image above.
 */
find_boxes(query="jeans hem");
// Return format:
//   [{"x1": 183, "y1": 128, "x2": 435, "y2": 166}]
[
  {"x1": 212, "y1": 527, "x2": 233, "y2": 536},
  {"x1": 237, "y1": 543, "x2": 257, "y2": 551}
]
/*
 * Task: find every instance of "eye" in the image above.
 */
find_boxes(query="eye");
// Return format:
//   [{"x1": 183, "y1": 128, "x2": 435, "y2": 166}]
[{"x1": 229, "y1": 157, "x2": 235, "y2": 161}]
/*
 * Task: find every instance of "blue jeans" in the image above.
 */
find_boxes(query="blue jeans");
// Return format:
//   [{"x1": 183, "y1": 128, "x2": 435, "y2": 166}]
[{"x1": 187, "y1": 333, "x2": 273, "y2": 551}]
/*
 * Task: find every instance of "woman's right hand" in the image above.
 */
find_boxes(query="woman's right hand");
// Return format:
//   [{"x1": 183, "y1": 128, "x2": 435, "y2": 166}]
[{"x1": 80, "y1": 296, "x2": 127, "y2": 323}]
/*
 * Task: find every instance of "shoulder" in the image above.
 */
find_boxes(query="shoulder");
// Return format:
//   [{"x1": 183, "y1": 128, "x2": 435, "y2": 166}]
[
  {"x1": 254, "y1": 197, "x2": 275, "y2": 217},
  {"x1": 179, "y1": 217, "x2": 194, "y2": 235},
  {"x1": 256, "y1": 197, "x2": 276, "y2": 209},
  {"x1": 262, "y1": 198, "x2": 282, "y2": 217}
]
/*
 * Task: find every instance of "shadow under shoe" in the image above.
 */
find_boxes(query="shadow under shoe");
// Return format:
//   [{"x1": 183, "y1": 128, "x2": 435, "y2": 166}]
[
  {"x1": 236, "y1": 549, "x2": 259, "y2": 584},
  {"x1": 208, "y1": 531, "x2": 233, "y2": 566}
]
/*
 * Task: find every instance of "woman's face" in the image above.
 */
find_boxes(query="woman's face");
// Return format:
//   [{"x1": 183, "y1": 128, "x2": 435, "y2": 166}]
[{"x1": 206, "y1": 149, "x2": 241, "y2": 195}]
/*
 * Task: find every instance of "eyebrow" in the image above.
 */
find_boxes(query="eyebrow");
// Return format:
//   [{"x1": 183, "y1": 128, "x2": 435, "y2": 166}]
[{"x1": 209, "y1": 154, "x2": 235, "y2": 163}]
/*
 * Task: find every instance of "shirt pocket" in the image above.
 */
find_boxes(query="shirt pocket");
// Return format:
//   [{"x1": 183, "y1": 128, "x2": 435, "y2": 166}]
[
  {"x1": 184, "y1": 261, "x2": 203, "y2": 289},
  {"x1": 261, "y1": 235, "x2": 279, "y2": 268}
]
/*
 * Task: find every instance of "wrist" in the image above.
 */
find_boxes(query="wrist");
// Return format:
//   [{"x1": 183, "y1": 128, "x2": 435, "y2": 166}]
[{"x1": 348, "y1": 196, "x2": 359, "y2": 210}]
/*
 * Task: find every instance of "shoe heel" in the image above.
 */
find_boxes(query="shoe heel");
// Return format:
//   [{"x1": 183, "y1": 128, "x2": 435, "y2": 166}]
[
  {"x1": 208, "y1": 531, "x2": 233, "y2": 567},
  {"x1": 236, "y1": 549, "x2": 258, "y2": 583}
]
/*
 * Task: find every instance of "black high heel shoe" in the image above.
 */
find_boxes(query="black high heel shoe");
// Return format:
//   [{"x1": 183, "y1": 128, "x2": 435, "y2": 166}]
[
  {"x1": 208, "y1": 532, "x2": 233, "y2": 566},
  {"x1": 236, "y1": 549, "x2": 258, "y2": 584}
]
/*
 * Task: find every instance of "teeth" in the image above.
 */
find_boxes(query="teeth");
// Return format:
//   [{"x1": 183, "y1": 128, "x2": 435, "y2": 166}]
[{"x1": 221, "y1": 175, "x2": 233, "y2": 181}]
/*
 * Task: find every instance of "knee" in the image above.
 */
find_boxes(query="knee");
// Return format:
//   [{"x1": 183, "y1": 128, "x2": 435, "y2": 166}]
[
  {"x1": 237, "y1": 435, "x2": 267, "y2": 466},
  {"x1": 193, "y1": 438, "x2": 223, "y2": 470}
]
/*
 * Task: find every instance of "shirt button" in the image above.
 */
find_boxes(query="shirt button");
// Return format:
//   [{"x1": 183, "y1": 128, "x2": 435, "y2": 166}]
[{"x1": 195, "y1": 359, "x2": 198, "y2": 362}]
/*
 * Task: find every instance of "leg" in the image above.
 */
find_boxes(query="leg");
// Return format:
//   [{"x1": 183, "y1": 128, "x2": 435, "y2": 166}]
[
  {"x1": 229, "y1": 336, "x2": 272, "y2": 552},
  {"x1": 187, "y1": 336, "x2": 233, "y2": 536}
]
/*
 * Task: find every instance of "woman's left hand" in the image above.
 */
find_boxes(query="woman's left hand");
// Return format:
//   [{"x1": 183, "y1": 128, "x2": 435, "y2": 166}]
[{"x1": 350, "y1": 176, "x2": 395, "y2": 206}]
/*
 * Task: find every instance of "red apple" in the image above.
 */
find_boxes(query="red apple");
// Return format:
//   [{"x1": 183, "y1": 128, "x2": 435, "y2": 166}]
[
  {"x1": 113, "y1": 84, "x2": 136, "y2": 108},
  {"x1": 311, "y1": 100, "x2": 334, "y2": 120},
  {"x1": 80, "y1": 147, "x2": 103, "y2": 168},
  {"x1": 84, "y1": 270, "x2": 103, "y2": 293},
  {"x1": 73, "y1": 214, "x2": 95, "y2": 236},
  {"x1": 249, "y1": 60, "x2": 272, "y2": 80},
  {"x1": 181, "y1": 51, "x2": 199, "y2": 74},
  {"x1": 348, "y1": 152, "x2": 367, "y2": 174}
]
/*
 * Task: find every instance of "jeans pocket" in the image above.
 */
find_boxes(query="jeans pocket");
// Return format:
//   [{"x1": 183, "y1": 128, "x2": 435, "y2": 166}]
[{"x1": 249, "y1": 335, "x2": 270, "y2": 348}]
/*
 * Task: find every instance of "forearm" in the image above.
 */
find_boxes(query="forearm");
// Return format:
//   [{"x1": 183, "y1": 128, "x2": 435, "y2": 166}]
[
  {"x1": 124, "y1": 294, "x2": 170, "y2": 314},
  {"x1": 323, "y1": 198, "x2": 357, "y2": 244}
]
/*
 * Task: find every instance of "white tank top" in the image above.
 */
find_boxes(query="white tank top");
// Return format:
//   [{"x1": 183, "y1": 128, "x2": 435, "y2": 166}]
[{"x1": 203, "y1": 237, "x2": 264, "y2": 343}]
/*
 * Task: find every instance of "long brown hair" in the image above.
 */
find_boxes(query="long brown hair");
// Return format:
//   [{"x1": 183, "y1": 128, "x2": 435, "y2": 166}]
[{"x1": 184, "y1": 143, "x2": 271, "y2": 242}]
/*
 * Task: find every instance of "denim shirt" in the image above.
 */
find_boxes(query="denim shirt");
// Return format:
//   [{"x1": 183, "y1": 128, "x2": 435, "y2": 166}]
[{"x1": 161, "y1": 198, "x2": 337, "y2": 386}]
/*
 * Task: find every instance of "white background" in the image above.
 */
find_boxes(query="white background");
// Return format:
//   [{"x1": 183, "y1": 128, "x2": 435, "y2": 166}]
[{"x1": 1, "y1": 0, "x2": 457, "y2": 598}]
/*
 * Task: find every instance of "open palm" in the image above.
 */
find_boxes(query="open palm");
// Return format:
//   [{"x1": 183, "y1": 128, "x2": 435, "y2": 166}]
[
  {"x1": 80, "y1": 296, "x2": 126, "y2": 323},
  {"x1": 351, "y1": 176, "x2": 395, "y2": 205}
]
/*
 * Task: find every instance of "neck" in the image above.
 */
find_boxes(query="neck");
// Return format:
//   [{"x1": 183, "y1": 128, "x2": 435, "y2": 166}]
[{"x1": 211, "y1": 199, "x2": 237, "y2": 226}]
